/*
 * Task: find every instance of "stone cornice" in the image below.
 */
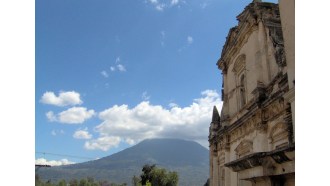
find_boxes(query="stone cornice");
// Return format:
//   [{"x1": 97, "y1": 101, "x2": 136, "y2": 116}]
[{"x1": 224, "y1": 144, "x2": 295, "y2": 172}]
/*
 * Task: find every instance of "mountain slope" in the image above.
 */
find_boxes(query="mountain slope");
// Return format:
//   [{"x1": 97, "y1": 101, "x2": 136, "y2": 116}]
[{"x1": 37, "y1": 138, "x2": 209, "y2": 186}]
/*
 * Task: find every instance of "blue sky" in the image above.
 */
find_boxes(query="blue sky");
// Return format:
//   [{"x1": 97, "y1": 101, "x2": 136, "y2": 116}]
[{"x1": 35, "y1": 0, "x2": 278, "y2": 165}]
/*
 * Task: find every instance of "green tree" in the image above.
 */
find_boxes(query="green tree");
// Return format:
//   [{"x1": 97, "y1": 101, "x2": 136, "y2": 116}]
[
  {"x1": 140, "y1": 164, "x2": 156, "y2": 185},
  {"x1": 132, "y1": 175, "x2": 142, "y2": 186},
  {"x1": 165, "y1": 171, "x2": 179, "y2": 186},
  {"x1": 98, "y1": 180, "x2": 110, "y2": 186},
  {"x1": 58, "y1": 179, "x2": 67, "y2": 186},
  {"x1": 69, "y1": 179, "x2": 79, "y2": 186},
  {"x1": 79, "y1": 178, "x2": 93, "y2": 186},
  {"x1": 139, "y1": 164, "x2": 179, "y2": 186}
]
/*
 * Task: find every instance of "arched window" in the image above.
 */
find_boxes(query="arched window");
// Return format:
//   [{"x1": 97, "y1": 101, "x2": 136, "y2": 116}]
[{"x1": 233, "y1": 54, "x2": 247, "y2": 110}]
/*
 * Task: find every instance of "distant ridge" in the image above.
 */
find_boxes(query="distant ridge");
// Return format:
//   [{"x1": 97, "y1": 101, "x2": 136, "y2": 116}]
[{"x1": 37, "y1": 138, "x2": 209, "y2": 186}]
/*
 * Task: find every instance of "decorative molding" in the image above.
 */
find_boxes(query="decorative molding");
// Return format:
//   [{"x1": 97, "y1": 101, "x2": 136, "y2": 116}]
[
  {"x1": 225, "y1": 144, "x2": 294, "y2": 172},
  {"x1": 268, "y1": 122, "x2": 288, "y2": 143},
  {"x1": 229, "y1": 111, "x2": 260, "y2": 143},
  {"x1": 235, "y1": 140, "x2": 253, "y2": 158},
  {"x1": 262, "y1": 99, "x2": 286, "y2": 123},
  {"x1": 232, "y1": 54, "x2": 246, "y2": 74}
]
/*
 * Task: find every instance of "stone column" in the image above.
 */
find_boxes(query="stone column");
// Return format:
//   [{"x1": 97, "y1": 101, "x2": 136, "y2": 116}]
[
  {"x1": 257, "y1": 20, "x2": 271, "y2": 84},
  {"x1": 221, "y1": 68, "x2": 230, "y2": 127}
]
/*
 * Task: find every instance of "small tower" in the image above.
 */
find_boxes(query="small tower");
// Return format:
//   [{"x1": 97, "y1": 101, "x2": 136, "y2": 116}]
[{"x1": 211, "y1": 106, "x2": 221, "y2": 127}]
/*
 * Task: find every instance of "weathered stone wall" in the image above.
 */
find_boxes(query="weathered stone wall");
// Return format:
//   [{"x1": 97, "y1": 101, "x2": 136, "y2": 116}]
[{"x1": 209, "y1": 1, "x2": 295, "y2": 186}]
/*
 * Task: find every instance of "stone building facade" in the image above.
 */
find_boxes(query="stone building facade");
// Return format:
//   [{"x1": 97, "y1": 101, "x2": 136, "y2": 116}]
[{"x1": 208, "y1": 0, "x2": 295, "y2": 186}]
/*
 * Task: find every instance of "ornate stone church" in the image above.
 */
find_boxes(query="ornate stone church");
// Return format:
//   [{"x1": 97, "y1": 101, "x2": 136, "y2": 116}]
[{"x1": 208, "y1": 0, "x2": 295, "y2": 185}]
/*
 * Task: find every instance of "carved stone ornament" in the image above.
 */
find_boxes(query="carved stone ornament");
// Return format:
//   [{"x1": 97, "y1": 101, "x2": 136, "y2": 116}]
[
  {"x1": 268, "y1": 122, "x2": 288, "y2": 143},
  {"x1": 235, "y1": 140, "x2": 253, "y2": 158},
  {"x1": 256, "y1": 122, "x2": 268, "y2": 133},
  {"x1": 232, "y1": 54, "x2": 246, "y2": 74}
]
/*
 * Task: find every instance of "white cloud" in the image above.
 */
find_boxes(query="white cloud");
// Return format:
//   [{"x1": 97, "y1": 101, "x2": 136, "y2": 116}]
[
  {"x1": 84, "y1": 136, "x2": 121, "y2": 151},
  {"x1": 125, "y1": 138, "x2": 136, "y2": 145},
  {"x1": 35, "y1": 158, "x2": 75, "y2": 166},
  {"x1": 171, "y1": 0, "x2": 179, "y2": 5},
  {"x1": 149, "y1": 0, "x2": 158, "y2": 4},
  {"x1": 156, "y1": 4, "x2": 166, "y2": 11},
  {"x1": 110, "y1": 63, "x2": 126, "y2": 72},
  {"x1": 40, "y1": 91, "x2": 83, "y2": 107},
  {"x1": 58, "y1": 107, "x2": 95, "y2": 124},
  {"x1": 117, "y1": 64, "x2": 126, "y2": 72},
  {"x1": 46, "y1": 111, "x2": 57, "y2": 122},
  {"x1": 51, "y1": 130, "x2": 56, "y2": 136},
  {"x1": 146, "y1": 0, "x2": 182, "y2": 11},
  {"x1": 73, "y1": 128, "x2": 92, "y2": 139},
  {"x1": 86, "y1": 90, "x2": 222, "y2": 151},
  {"x1": 47, "y1": 107, "x2": 95, "y2": 124},
  {"x1": 187, "y1": 36, "x2": 194, "y2": 44},
  {"x1": 101, "y1": 70, "x2": 109, "y2": 78},
  {"x1": 168, "y1": 102, "x2": 178, "y2": 108}
]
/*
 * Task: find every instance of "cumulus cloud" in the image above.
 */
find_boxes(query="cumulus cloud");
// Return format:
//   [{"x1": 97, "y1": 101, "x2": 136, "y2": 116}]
[
  {"x1": 187, "y1": 36, "x2": 193, "y2": 44},
  {"x1": 58, "y1": 107, "x2": 95, "y2": 124},
  {"x1": 35, "y1": 158, "x2": 75, "y2": 166},
  {"x1": 84, "y1": 136, "x2": 121, "y2": 151},
  {"x1": 40, "y1": 91, "x2": 83, "y2": 107},
  {"x1": 168, "y1": 102, "x2": 178, "y2": 108},
  {"x1": 46, "y1": 111, "x2": 57, "y2": 122},
  {"x1": 46, "y1": 107, "x2": 95, "y2": 124},
  {"x1": 73, "y1": 128, "x2": 92, "y2": 139},
  {"x1": 86, "y1": 90, "x2": 222, "y2": 151},
  {"x1": 101, "y1": 70, "x2": 109, "y2": 78}
]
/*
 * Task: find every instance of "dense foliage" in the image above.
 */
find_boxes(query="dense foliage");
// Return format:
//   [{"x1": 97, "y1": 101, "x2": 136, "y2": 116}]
[{"x1": 133, "y1": 164, "x2": 179, "y2": 186}]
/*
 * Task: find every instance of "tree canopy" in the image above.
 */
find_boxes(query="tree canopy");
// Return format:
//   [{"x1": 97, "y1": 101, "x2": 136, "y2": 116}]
[{"x1": 138, "y1": 164, "x2": 179, "y2": 186}]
